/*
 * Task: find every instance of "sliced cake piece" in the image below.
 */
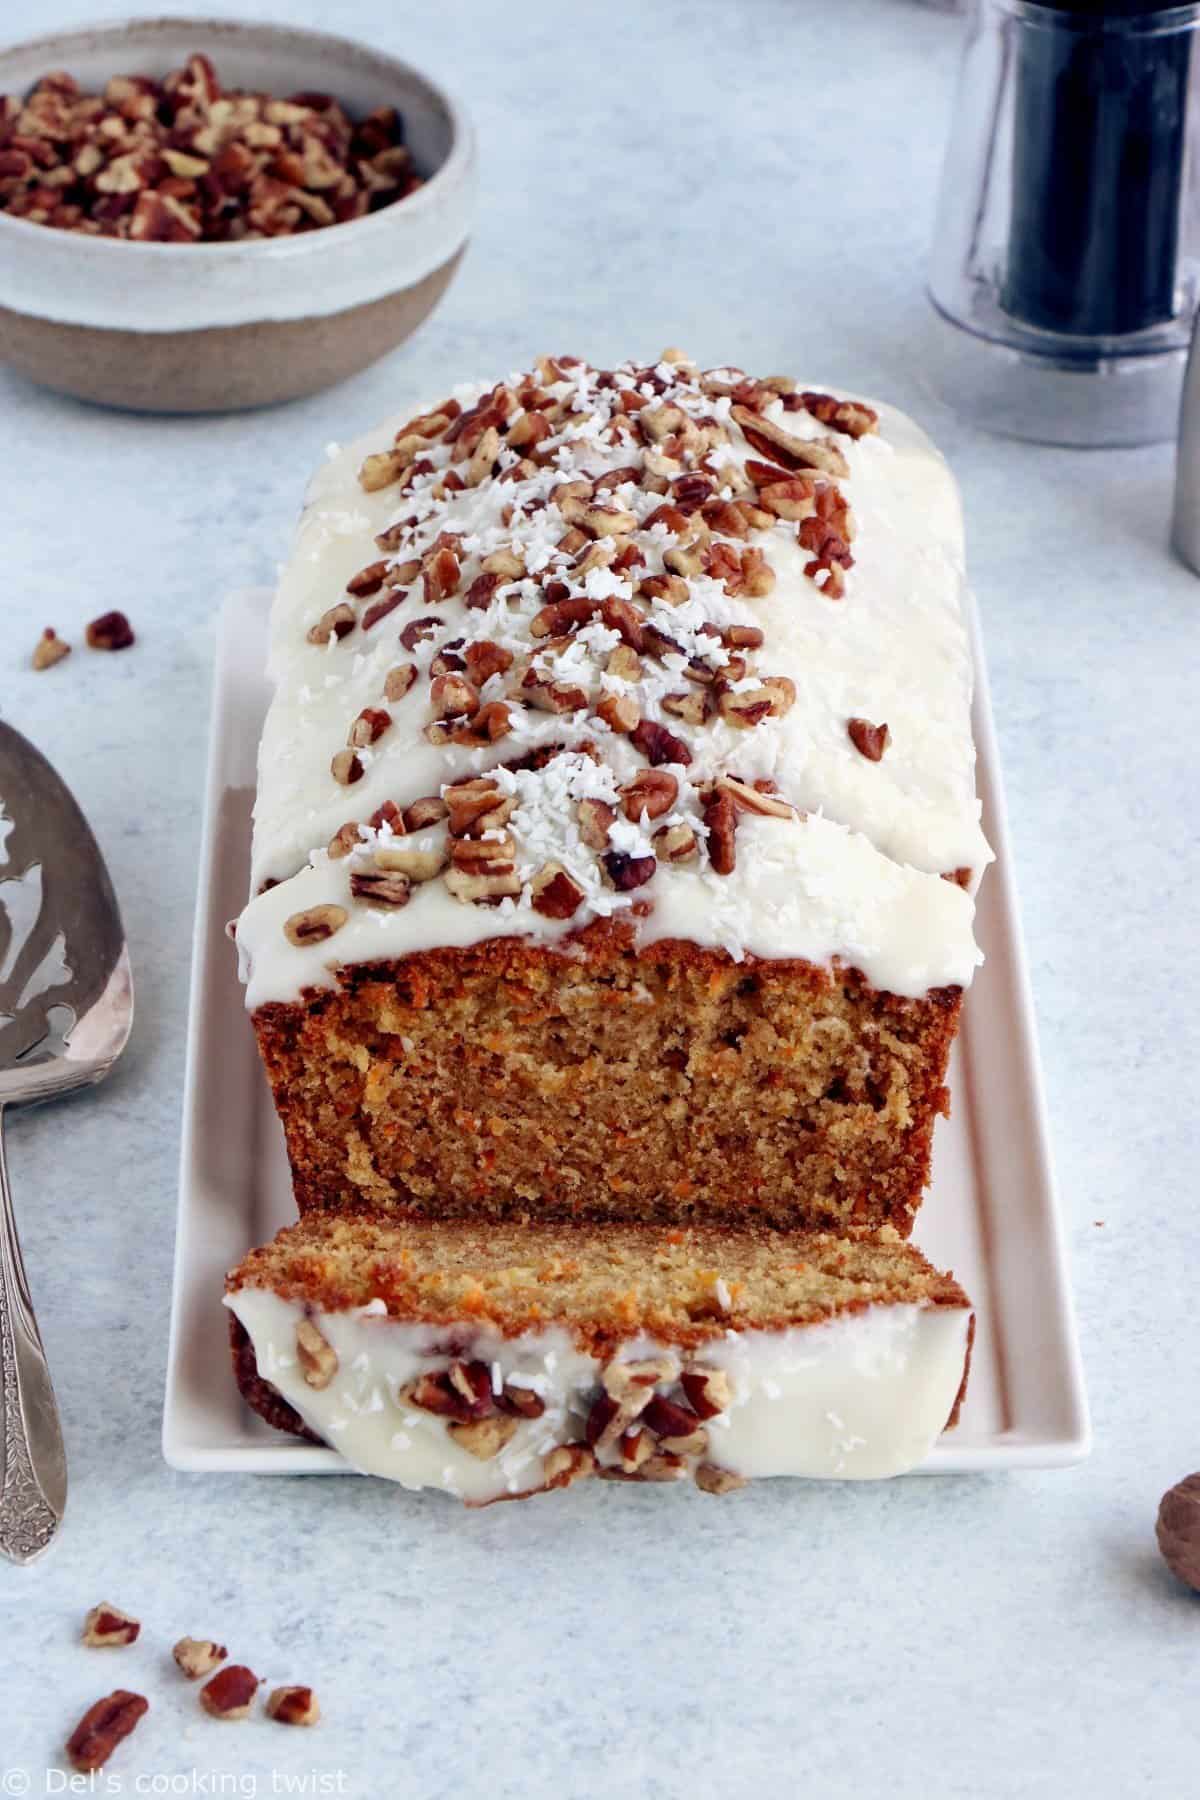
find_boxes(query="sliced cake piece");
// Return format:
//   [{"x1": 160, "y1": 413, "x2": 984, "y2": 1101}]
[{"x1": 225, "y1": 1215, "x2": 974, "y2": 1503}]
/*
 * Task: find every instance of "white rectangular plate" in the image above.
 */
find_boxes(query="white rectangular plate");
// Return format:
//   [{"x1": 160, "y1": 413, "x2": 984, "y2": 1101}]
[{"x1": 164, "y1": 589, "x2": 1090, "y2": 1475}]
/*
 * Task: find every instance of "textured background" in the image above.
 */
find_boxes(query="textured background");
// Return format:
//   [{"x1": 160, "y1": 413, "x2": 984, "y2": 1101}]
[{"x1": 1, "y1": 0, "x2": 1197, "y2": 1793}]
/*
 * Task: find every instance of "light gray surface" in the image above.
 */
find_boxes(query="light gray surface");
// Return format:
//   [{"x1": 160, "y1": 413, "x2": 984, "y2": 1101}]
[{"x1": 0, "y1": 0, "x2": 1194, "y2": 1793}]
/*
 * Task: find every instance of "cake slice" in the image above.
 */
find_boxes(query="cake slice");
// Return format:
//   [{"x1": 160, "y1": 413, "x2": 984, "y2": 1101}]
[
  {"x1": 234, "y1": 352, "x2": 990, "y2": 1237},
  {"x1": 225, "y1": 1215, "x2": 974, "y2": 1503}
]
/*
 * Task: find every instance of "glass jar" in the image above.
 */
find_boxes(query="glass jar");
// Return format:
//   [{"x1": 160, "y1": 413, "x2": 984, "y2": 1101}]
[{"x1": 928, "y1": 0, "x2": 1200, "y2": 445}]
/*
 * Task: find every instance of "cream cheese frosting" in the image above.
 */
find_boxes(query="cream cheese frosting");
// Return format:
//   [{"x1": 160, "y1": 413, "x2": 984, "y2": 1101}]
[
  {"x1": 238, "y1": 355, "x2": 990, "y2": 1008},
  {"x1": 225, "y1": 1288, "x2": 972, "y2": 1499}
]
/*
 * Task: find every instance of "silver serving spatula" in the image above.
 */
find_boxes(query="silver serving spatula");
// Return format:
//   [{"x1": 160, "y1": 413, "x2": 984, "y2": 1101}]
[{"x1": 0, "y1": 722, "x2": 133, "y2": 1564}]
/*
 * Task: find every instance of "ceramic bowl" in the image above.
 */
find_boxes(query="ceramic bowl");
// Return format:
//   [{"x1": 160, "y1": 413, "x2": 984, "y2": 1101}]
[{"x1": 0, "y1": 17, "x2": 476, "y2": 412}]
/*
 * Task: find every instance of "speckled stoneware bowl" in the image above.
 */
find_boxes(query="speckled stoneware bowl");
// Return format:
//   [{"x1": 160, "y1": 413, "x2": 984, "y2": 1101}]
[{"x1": 0, "y1": 18, "x2": 476, "y2": 412}]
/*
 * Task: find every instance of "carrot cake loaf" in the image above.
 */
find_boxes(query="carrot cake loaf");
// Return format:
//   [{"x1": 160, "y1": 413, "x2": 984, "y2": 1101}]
[
  {"x1": 225, "y1": 1215, "x2": 975, "y2": 1500},
  {"x1": 233, "y1": 352, "x2": 991, "y2": 1235}
]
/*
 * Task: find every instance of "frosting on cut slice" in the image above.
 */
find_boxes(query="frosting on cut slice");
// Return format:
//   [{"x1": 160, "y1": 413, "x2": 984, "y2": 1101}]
[{"x1": 226, "y1": 1289, "x2": 972, "y2": 1501}]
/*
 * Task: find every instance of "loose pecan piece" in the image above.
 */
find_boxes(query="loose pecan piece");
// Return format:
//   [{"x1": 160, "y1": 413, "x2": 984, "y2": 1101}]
[
  {"x1": 266, "y1": 1686, "x2": 321, "y2": 1727},
  {"x1": 83, "y1": 1604, "x2": 140, "y2": 1648},
  {"x1": 173, "y1": 1638, "x2": 228, "y2": 1680},
  {"x1": 32, "y1": 626, "x2": 70, "y2": 670},
  {"x1": 681, "y1": 1368, "x2": 733, "y2": 1419},
  {"x1": 348, "y1": 706, "x2": 391, "y2": 747},
  {"x1": 85, "y1": 610, "x2": 135, "y2": 651},
  {"x1": 384, "y1": 662, "x2": 418, "y2": 702},
  {"x1": 731, "y1": 405, "x2": 850, "y2": 478},
  {"x1": 67, "y1": 1691, "x2": 148, "y2": 1772},
  {"x1": 200, "y1": 1665, "x2": 260, "y2": 1720}
]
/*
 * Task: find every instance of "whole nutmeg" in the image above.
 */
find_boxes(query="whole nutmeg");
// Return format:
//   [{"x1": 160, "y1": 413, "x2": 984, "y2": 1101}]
[{"x1": 1156, "y1": 1473, "x2": 1200, "y2": 1591}]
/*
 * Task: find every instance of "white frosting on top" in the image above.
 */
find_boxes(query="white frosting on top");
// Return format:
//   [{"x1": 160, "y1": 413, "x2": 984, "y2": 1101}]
[
  {"x1": 239, "y1": 357, "x2": 990, "y2": 1006},
  {"x1": 225, "y1": 1288, "x2": 971, "y2": 1497}
]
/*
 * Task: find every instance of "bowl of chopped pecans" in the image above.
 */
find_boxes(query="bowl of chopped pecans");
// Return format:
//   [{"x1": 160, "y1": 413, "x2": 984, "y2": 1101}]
[{"x1": 0, "y1": 18, "x2": 476, "y2": 411}]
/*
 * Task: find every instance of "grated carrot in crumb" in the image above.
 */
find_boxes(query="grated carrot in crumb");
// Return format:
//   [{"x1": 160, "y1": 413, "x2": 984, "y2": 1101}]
[
  {"x1": 485, "y1": 1116, "x2": 509, "y2": 1137},
  {"x1": 790, "y1": 1262, "x2": 809, "y2": 1273},
  {"x1": 665, "y1": 1229, "x2": 685, "y2": 1244},
  {"x1": 672, "y1": 1179, "x2": 694, "y2": 1200}
]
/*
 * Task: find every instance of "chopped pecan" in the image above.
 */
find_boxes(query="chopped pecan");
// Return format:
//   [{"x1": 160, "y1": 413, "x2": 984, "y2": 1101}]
[
  {"x1": 596, "y1": 691, "x2": 641, "y2": 734},
  {"x1": 602, "y1": 851, "x2": 656, "y2": 892},
  {"x1": 717, "y1": 676, "x2": 795, "y2": 728},
  {"x1": 400, "y1": 1369, "x2": 481, "y2": 1421},
  {"x1": 621, "y1": 769, "x2": 678, "y2": 822},
  {"x1": 429, "y1": 673, "x2": 479, "y2": 721},
  {"x1": 67, "y1": 1691, "x2": 148, "y2": 1772},
  {"x1": 630, "y1": 718, "x2": 691, "y2": 767},
  {"x1": 384, "y1": 662, "x2": 418, "y2": 702},
  {"x1": 531, "y1": 596, "x2": 598, "y2": 638},
  {"x1": 542, "y1": 1444, "x2": 596, "y2": 1489},
  {"x1": 497, "y1": 1382, "x2": 546, "y2": 1418},
  {"x1": 847, "y1": 716, "x2": 890, "y2": 761},
  {"x1": 85, "y1": 610, "x2": 134, "y2": 651},
  {"x1": 327, "y1": 819, "x2": 365, "y2": 858},
  {"x1": 346, "y1": 559, "x2": 389, "y2": 597},
  {"x1": 200, "y1": 1665, "x2": 260, "y2": 1720},
  {"x1": 361, "y1": 590, "x2": 405, "y2": 633},
  {"x1": 423, "y1": 545, "x2": 461, "y2": 604},
  {"x1": 654, "y1": 821, "x2": 699, "y2": 862},
  {"x1": 348, "y1": 706, "x2": 391, "y2": 748},
  {"x1": 694, "y1": 1463, "x2": 748, "y2": 1495},
  {"x1": 295, "y1": 1319, "x2": 337, "y2": 1389},
  {"x1": 444, "y1": 777, "x2": 513, "y2": 837},
  {"x1": 717, "y1": 776, "x2": 796, "y2": 819},
  {"x1": 173, "y1": 1638, "x2": 228, "y2": 1680},
  {"x1": 464, "y1": 639, "x2": 514, "y2": 684},
  {"x1": 638, "y1": 573, "x2": 690, "y2": 607},
  {"x1": 375, "y1": 839, "x2": 447, "y2": 882},
  {"x1": 599, "y1": 595, "x2": 647, "y2": 652},
  {"x1": 530, "y1": 862, "x2": 586, "y2": 919},
  {"x1": 330, "y1": 748, "x2": 363, "y2": 785},
  {"x1": 404, "y1": 795, "x2": 448, "y2": 830},
  {"x1": 790, "y1": 390, "x2": 879, "y2": 438},
  {"x1": 661, "y1": 689, "x2": 711, "y2": 727},
  {"x1": 350, "y1": 868, "x2": 411, "y2": 908},
  {"x1": 606, "y1": 644, "x2": 642, "y2": 682},
  {"x1": 266, "y1": 1686, "x2": 321, "y2": 1727},
  {"x1": 681, "y1": 1368, "x2": 733, "y2": 1419},
  {"x1": 451, "y1": 834, "x2": 517, "y2": 877},
  {"x1": 307, "y1": 602, "x2": 355, "y2": 645},
  {"x1": 636, "y1": 1451, "x2": 688, "y2": 1482},
  {"x1": 453, "y1": 701, "x2": 513, "y2": 744},
  {"x1": 731, "y1": 405, "x2": 850, "y2": 478},
  {"x1": 481, "y1": 547, "x2": 526, "y2": 579},
  {"x1": 701, "y1": 787, "x2": 738, "y2": 875},
  {"x1": 758, "y1": 475, "x2": 818, "y2": 521},
  {"x1": 520, "y1": 675, "x2": 589, "y2": 715},
  {"x1": 449, "y1": 1414, "x2": 519, "y2": 1459},
  {"x1": 400, "y1": 615, "x2": 441, "y2": 652},
  {"x1": 32, "y1": 626, "x2": 70, "y2": 670},
  {"x1": 577, "y1": 797, "x2": 616, "y2": 851},
  {"x1": 283, "y1": 903, "x2": 348, "y2": 948},
  {"x1": 83, "y1": 1604, "x2": 140, "y2": 1648},
  {"x1": 444, "y1": 867, "x2": 519, "y2": 904}
]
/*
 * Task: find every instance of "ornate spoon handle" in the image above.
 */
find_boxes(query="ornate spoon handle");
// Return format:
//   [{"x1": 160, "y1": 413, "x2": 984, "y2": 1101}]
[{"x1": 0, "y1": 1104, "x2": 66, "y2": 1563}]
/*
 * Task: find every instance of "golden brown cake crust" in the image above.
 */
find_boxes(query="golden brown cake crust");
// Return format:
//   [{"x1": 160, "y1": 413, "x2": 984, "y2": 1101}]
[{"x1": 251, "y1": 919, "x2": 961, "y2": 1238}]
